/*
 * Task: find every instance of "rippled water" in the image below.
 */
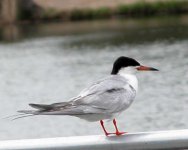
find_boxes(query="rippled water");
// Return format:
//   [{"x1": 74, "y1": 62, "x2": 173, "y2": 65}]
[{"x1": 0, "y1": 16, "x2": 188, "y2": 140}]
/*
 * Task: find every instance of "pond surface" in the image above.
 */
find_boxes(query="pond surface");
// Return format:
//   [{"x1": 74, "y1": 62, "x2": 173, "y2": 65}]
[{"x1": 0, "y1": 15, "x2": 188, "y2": 140}]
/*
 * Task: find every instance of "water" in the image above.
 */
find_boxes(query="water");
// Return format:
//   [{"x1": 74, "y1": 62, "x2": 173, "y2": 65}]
[{"x1": 0, "y1": 16, "x2": 188, "y2": 140}]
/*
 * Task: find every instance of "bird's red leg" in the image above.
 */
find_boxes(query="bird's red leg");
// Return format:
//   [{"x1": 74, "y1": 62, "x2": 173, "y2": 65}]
[
  {"x1": 113, "y1": 119, "x2": 126, "y2": 136},
  {"x1": 100, "y1": 120, "x2": 113, "y2": 136}
]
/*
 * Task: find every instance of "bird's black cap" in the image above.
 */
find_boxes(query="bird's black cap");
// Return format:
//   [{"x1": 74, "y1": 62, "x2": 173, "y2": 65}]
[{"x1": 111, "y1": 56, "x2": 140, "y2": 74}]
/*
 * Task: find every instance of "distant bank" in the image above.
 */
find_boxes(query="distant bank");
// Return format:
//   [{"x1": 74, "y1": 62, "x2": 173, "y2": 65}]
[{"x1": 0, "y1": 0, "x2": 188, "y2": 23}]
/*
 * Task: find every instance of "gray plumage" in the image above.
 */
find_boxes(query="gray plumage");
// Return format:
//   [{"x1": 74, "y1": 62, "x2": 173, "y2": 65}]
[{"x1": 18, "y1": 75, "x2": 136, "y2": 121}]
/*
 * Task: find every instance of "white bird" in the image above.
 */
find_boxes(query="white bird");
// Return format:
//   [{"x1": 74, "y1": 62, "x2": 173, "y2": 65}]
[{"x1": 17, "y1": 56, "x2": 158, "y2": 136}]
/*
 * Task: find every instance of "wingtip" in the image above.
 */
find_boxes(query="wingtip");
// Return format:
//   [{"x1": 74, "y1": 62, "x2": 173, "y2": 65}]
[
  {"x1": 29, "y1": 103, "x2": 35, "y2": 107},
  {"x1": 29, "y1": 103, "x2": 52, "y2": 110}
]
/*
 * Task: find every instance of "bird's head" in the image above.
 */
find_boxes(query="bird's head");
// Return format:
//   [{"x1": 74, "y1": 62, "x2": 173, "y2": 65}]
[{"x1": 111, "y1": 56, "x2": 158, "y2": 75}]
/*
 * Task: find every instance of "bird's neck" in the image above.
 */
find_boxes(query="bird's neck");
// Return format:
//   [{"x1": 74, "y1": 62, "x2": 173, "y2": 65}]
[{"x1": 118, "y1": 71, "x2": 138, "y2": 92}]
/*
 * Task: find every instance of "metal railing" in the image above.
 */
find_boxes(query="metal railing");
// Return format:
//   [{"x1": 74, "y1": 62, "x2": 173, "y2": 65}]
[{"x1": 0, "y1": 129, "x2": 188, "y2": 150}]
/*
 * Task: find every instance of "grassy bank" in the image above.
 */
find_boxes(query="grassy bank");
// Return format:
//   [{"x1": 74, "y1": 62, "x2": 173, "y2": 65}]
[{"x1": 36, "y1": 0, "x2": 188, "y2": 21}]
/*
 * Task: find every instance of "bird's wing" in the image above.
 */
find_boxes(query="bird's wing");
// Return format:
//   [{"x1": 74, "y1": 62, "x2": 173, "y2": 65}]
[
  {"x1": 20, "y1": 75, "x2": 136, "y2": 116},
  {"x1": 71, "y1": 75, "x2": 136, "y2": 114}
]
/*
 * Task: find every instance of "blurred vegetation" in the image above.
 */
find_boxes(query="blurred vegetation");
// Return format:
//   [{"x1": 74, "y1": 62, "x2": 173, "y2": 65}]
[
  {"x1": 116, "y1": 1, "x2": 188, "y2": 17},
  {"x1": 0, "y1": 0, "x2": 188, "y2": 24},
  {"x1": 70, "y1": 7, "x2": 112, "y2": 20},
  {"x1": 18, "y1": 0, "x2": 188, "y2": 22},
  {"x1": 40, "y1": 8, "x2": 61, "y2": 20}
]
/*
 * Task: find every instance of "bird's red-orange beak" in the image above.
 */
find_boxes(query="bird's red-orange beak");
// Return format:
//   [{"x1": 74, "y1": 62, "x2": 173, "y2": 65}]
[{"x1": 137, "y1": 65, "x2": 159, "y2": 71}]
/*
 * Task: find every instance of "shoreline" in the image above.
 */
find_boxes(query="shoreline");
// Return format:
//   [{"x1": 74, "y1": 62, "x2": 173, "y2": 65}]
[
  {"x1": 0, "y1": 14, "x2": 188, "y2": 42},
  {"x1": 32, "y1": 0, "x2": 188, "y2": 22},
  {"x1": 0, "y1": 0, "x2": 188, "y2": 25}
]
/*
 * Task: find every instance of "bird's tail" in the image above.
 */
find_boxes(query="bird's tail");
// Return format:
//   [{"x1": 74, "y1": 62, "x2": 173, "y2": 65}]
[
  {"x1": 17, "y1": 103, "x2": 53, "y2": 115},
  {"x1": 8, "y1": 102, "x2": 71, "y2": 120},
  {"x1": 5, "y1": 103, "x2": 55, "y2": 120},
  {"x1": 4, "y1": 111, "x2": 39, "y2": 121},
  {"x1": 7, "y1": 101, "x2": 88, "y2": 120},
  {"x1": 18, "y1": 110, "x2": 40, "y2": 115}
]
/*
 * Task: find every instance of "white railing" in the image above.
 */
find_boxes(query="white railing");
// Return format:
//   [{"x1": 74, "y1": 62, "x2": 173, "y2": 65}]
[{"x1": 0, "y1": 129, "x2": 188, "y2": 150}]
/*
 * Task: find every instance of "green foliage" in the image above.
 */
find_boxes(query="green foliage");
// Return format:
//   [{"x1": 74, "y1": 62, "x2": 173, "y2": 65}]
[
  {"x1": 70, "y1": 7, "x2": 111, "y2": 20},
  {"x1": 40, "y1": 8, "x2": 61, "y2": 19},
  {"x1": 70, "y1": 9, "x2": 94, "y2": 20},
  {"x1": 93, "y1": 7, "x2": 111, "y2": 18},
  {"x1": 116, "y1": 0, "x2": 188, "y2": 17},
  {"x1": 38, "y1": 0, "x2": 188, "y2": 21}
]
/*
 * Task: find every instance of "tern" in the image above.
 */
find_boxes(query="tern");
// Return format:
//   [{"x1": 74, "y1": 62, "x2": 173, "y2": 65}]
[{"x1": 17, "y1": 56, "x2": 158, "y2": 136}]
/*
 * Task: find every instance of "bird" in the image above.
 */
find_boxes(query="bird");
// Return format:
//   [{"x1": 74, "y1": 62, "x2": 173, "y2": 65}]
[{"x1": 16, "y1": 56, "x2": 158, "y2": 136}]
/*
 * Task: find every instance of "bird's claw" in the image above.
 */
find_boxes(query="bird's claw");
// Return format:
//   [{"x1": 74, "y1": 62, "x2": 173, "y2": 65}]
[
  {"x1": 105, "y1": 132, "x2": 114, "y2": 136},
  {"x1": 105, "y1": 131, "x2": 127, "y2": 136},
  {"x1": 115, "y1": 131, "x2": 127, "y2": 136}
]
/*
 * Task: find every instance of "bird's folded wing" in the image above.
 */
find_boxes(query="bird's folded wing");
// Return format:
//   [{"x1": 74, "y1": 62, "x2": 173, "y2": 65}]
[
  {"x1": 71, "y1": 75, "x2": 136, "y2": 114},
  {"x1": 24, "y1": 75, "x2": 136, "y2": 115}
]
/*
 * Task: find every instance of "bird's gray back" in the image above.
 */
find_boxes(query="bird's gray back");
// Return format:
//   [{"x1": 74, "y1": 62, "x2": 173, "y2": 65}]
[
  {"x1": 25, "y1": 75, "x2": 137, "y2": 121},
  {"x1": 72, "y1": 75, "x2": 136, "y2": 114}
]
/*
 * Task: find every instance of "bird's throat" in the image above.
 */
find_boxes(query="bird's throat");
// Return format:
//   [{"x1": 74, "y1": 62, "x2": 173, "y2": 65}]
[{"x1": 118, "y1": 72, "x2": 138, "y2": 92}]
